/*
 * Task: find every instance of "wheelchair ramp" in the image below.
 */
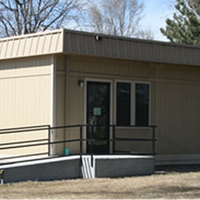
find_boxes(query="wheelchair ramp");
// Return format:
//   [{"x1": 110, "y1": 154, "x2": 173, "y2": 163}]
[{"x1": 0, "y1": 155, "x2": 155, "y2": 183}]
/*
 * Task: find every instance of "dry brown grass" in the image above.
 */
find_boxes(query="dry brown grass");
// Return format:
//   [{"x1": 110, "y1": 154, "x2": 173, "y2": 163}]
[{"x1": 0, "y1": 171, "x2": 200, "y2": 199}]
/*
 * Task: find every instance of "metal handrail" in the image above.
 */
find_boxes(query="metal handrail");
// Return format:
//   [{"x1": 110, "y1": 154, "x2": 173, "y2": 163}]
[
  {"x1": 0, "y1": 124, "x2": 157, "y2": 167},
  {"x1": 0, "y1": 125, "x2": 50, "y2": 133}
]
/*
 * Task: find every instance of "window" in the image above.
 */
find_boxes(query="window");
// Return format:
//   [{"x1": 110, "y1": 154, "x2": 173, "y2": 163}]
[
  {"x1": 116, "y1": 81, "x2": 150, "y2": 126},
  {"x1": 116, "y1": 82, "x2": 131, "y2": 126},
  {"x1": 135, "y1": 83, "x2": 149, "y2": 126}
]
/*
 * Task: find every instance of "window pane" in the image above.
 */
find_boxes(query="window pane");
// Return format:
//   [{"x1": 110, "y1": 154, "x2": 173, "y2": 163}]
[
  {"x1": 136, "y1": 83, "x2": 149, "y2": 126},
  {"x1": 117, "y1": 82, "x2": 131, "y2": 126}
]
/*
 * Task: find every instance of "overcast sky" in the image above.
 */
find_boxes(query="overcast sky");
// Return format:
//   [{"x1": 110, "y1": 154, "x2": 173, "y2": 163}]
[{"x1": 140, "y1": 0, "x2": 176, "y2": 41}]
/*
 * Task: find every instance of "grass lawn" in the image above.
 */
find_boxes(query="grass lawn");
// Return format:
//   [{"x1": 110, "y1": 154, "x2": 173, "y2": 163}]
[{"x1": 0, "y1": 166, "x2": 200, "y2": 199}]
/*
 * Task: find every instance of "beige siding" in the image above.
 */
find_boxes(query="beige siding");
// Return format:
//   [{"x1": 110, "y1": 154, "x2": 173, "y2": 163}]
[
  {"x1": 66, "y1": 55, "x2": 200, "y2": 156},
  {"x1": 115, "y1": 128, "x2": 153, "y2": 153},
  {"x1": 68, "y1": 56, "x2": 156, "y2": 80},
  {"x1": 55, "y1": 56, "x2": 66, "y2": 154},
  {"x1": 0, "y1": 56, "x2": 51, "y2": 157},
  {"x1": 157, "y1": 81, "x2": 200, "y2": 154},
  {"x1": 0, "y1": 30, "x2": 63, "y2": 60},
  {"x1": 66, "y1": 74, "x2": 84, "y2": 154},
  {"x1": 156, "y1": 63, "x2": 200, "y2": 82}
]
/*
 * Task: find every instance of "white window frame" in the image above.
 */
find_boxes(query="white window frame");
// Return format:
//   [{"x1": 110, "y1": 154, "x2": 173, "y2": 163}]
[{"x1": 114, "y1": 80, "x2": 151, "y2": 126}]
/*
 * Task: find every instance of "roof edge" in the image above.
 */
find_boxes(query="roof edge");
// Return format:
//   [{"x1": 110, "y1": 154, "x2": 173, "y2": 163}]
[
  {"x1": 0, "y1": 29, "x2": 63, "y2": 42},
  {"x1": 62, "y1": 28, "x2": 200, "y2": 50}
]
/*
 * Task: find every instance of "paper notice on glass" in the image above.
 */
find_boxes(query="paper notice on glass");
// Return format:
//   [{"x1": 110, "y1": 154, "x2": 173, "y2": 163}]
[{"x1": 93, "y1": 107, "x2": 101, "y2": 116}]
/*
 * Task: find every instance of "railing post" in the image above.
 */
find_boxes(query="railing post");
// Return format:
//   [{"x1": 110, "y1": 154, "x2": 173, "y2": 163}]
[
  {"x1": 91, "y1": 125, "x2": 94, "y2": 167},
  {"x1": 48, "y1": 125, "x2": 51, "y2": 156},
  {"x1": 152, "y1": 126, "x2": 156, "y2": 155},
  {"x1": 112, "y1": 125, "x2": 116, "y2": 154},
  {"x1": 80, "y1": 125, "x2": 83, "y2": 165}
]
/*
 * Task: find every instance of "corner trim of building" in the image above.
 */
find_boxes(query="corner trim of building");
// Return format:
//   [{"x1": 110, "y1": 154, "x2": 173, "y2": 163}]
[{"x1": 50, "y1": 55, "x2": 57, "y2": 155}]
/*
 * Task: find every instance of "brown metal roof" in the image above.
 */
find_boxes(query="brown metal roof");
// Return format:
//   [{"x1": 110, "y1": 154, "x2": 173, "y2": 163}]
[
  {"x1": 63, "y1": 29, "x2": 200, "y2": 66},
  {"x1": 0, "y1": 28, "x2": 200, "y2": 67},
  {"x1": 0, "y1": 29, "x2": 63, "y2": 60}
]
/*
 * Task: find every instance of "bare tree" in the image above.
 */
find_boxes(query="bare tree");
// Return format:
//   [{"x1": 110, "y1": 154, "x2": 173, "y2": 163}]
[
  {"x1": 136, "y1": 29, "x2": 154, "y2": 40},
  {"x1": 86, "y1": 0, "x2": 153, "y2": 39},
  {"x1": 0, "y1": 0, "x2": 89, "y2": 37}
]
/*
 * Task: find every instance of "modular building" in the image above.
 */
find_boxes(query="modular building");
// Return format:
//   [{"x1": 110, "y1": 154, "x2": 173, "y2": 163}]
[{"x1": 0, "y1": 29, "x2": 200, "y2": 166}]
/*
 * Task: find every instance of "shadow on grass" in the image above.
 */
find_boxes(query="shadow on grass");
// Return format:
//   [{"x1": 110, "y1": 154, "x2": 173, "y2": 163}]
[
  {"x1": 155, "y1": 164, "x2": 200, "y2": 173},
  {"x1": 140, "y1": 185, "x2": 200, "y2": 199},
  {"x1": 42, "y1": 185, "x2": 200, "y2": 199}
]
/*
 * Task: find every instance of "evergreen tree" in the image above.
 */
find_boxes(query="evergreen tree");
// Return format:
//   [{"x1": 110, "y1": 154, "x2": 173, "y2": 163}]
[{"x1": 160, "y1": 0, "x2": 200, "y2": 45}]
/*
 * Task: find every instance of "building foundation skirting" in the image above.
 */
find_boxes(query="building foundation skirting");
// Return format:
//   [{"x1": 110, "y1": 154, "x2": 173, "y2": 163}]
[
  {"x1": 155, "y1": 154, "x2": 200, "y2": 166},
  {"x1": 95, "y1": 156, "x2": 154, "y2": 178}
]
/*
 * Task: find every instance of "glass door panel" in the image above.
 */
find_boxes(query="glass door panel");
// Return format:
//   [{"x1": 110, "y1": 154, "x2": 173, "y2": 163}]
[{"x1": 87, "y1": 81, "x2": 110, "y2": 154}]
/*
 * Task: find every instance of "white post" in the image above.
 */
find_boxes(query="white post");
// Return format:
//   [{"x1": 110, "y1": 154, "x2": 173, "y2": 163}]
[{"x1": 50, "y1": 55, "x2": 57, "y2": 156}]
